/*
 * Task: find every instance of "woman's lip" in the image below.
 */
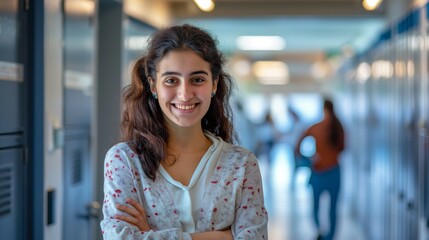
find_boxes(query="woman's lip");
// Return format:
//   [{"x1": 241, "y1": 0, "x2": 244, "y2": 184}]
[{"x1": 173, "y1": 103, "x2": 198, "y2": 110}]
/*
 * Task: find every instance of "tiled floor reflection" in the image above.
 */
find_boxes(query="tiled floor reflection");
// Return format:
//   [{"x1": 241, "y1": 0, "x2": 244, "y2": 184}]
[{"x1": 258, "y1": 142, "x2": 365, "y2": 240}]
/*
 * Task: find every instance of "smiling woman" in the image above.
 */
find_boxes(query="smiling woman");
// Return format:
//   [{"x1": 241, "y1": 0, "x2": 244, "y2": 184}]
[{"x1": 100, "y1": 24, "x2": 268, "y2": 240}]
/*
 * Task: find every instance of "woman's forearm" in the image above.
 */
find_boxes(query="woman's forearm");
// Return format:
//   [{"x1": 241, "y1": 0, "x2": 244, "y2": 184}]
[{"x1": 190, "y1": 230, "x2": 232, "y2": 240}]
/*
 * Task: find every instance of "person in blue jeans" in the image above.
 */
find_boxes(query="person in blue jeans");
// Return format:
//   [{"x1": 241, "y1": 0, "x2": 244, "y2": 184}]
[{"x1": 295, "y1": 98, "x2": 345, "y2": 240}]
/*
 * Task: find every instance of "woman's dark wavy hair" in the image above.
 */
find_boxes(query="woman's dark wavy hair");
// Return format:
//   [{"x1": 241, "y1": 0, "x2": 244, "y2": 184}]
[
  {"x1": 121, "y1": 24, "x2": 236, "y2": 181},
  {"x1": 323, "y1": 98, "x2": 344, "y2": 148}
]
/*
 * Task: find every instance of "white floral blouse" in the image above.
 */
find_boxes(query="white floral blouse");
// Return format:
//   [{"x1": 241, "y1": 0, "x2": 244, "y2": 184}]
[{"x1": 100, "y1": 134, "x2": 268, "y2": 240}]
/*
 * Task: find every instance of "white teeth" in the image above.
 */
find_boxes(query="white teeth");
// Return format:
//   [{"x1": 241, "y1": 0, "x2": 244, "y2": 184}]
[{"x1": 175, "y1": 104, "x2": 196, "y2": 110}]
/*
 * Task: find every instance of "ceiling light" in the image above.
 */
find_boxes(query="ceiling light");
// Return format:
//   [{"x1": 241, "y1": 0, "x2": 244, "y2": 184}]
[
  {"x1": 356, "y1": 62, "x2": 371, "y2": 83},
  {"x1": 252, "y1": 61, "x2": 289, "y2": 85},
  {"x1": 407, "y1": 60, "x2": 415, "y2": 78},
  {"x1": 362, "y1": 0, "x2": 383, "y2": 11},
  {"x1": 194, "y1": 0, "x2": 215, "y2": 12},
  {"x1": 232, "y1": 59, "x2": 252, "y2": 78},
  {"x1": 311, "y1": 61, "x2": 330, "y2": 80},
  {"x1": 236, "y1": 36, "x2": 285, "y2": 51},
  {"x1": 65, "y1": 0, "x2": 95, "y2": 16},
  {"x1": 395, "y1": 60, "x2": 406, "y2": 78}
]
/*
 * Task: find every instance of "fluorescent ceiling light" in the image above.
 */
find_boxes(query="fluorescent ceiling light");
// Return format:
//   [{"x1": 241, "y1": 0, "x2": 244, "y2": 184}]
[
  {"x1": 362, "y1": 0, "x2": 383, "y2": 11},
  {"x1": 236, "y1": 36, "x2": 285, "y2": 51},
  {"x1": 356, "y1": 62, "x2": 371, "y2": 83},
  {"x1": 194, "y1": 0, "x2": 215, "y2": 12},
  {"x1": 65, "y1": 0, "x2": 95, "y2": 16},
  {"x1": 252, "y1": 61, "x2": 289, "y2": 85}
]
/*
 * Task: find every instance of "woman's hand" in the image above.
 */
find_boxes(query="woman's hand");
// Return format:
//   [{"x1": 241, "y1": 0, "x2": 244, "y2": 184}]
[{"x1": 115, "y1": 198, "x2": 151, "y2": 231}]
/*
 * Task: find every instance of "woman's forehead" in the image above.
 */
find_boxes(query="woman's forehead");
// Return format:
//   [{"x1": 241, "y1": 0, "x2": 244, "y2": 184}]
[{"x1": 156, "y1": 50, "x2": 211, "y2": 73}]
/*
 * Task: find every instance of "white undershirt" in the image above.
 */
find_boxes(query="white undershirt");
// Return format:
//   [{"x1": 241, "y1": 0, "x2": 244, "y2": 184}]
[{"x1": 158, "y1": 132, "x2": 223, "y2": 232}]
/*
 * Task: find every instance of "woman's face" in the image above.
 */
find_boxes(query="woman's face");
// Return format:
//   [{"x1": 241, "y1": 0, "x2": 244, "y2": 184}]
[{"x1": 152, "y1": 50, "x2": 218, "y2": 129}]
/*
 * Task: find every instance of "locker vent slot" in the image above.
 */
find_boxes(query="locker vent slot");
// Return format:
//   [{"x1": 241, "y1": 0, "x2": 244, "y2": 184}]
[
  {"x1": 0, "y1": 165, "x2": 12, "y2": 218},
  {"x1": 72, "y1": 150, "x2": 82, "y2": 184}
]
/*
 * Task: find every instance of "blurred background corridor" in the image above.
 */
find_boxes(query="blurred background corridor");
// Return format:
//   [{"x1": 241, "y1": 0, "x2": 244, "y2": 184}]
[{"x1": 1, "y1": 0, "x2": 429, "y2": 239}]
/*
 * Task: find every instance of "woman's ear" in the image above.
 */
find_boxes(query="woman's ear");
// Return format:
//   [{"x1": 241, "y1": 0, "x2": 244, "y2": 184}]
[
  {"x1": 148, "y1": 77, "x2": 158, "y2": 99},
  {"x1": 212, "y1": 78, "x2": 218, "y2": 95},
  {"x1": 148, "y1": 76, "x2": 156, "y2": 93}
]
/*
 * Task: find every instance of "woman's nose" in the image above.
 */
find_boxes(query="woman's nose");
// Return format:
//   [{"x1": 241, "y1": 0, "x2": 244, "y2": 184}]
[{"x1": 177, "y1": 83, "x2": 193, "y2": 101}]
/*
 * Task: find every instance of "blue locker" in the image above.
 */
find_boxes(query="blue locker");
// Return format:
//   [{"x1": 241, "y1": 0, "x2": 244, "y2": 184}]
[
  {"x1": 0, "y1": 146, "x2": 24, "y2": 240},
  {"x1": 0, "y1": 1, "x2": 27, "y2": 239},
  {"x1": 62, "y1": 3, "x2": 96, "y2": 239}
]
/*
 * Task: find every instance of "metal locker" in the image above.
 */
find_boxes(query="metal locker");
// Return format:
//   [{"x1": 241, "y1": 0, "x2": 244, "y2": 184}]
[
  {"x1": 0, "y1": 146, "x2": 24, "y2": 240},
  {"x1": 63, "y1": 128, "x2": 93, "y2": 240},
  {"x1": 63, "y1": 1, "x2": 97, "y2": 239},
  {"x1": 0, "y1": 1, "x2": 27, "y2": 239}
]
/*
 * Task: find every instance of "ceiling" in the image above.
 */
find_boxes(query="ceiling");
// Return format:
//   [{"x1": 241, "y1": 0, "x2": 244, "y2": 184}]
[{"x1": 163, "y1": 0, "x2": 388, "y2": 91}]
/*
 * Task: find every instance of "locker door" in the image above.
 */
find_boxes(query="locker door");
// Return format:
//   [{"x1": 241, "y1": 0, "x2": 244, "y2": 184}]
[
  {"x1": 423, "y1": 4, "x2": 429, "y2": 235},
  {"x1": 401, "y1": 12, "x2": 420, "y2": 239},
  {"x1": 393, "y1": 21, "x2": 409, "y2": 240},
  {"x1": 0, "y1": 1, "x2": 27, "y2": 239},
  {"x1": 406, "y1": 16, "x2": 420, "y2": 239},
  {"x1": 356, "y1": 60, "x2": 371, "y2": 237},
  {"x1": 63, "y1": 1, "x2": 98, "y2": 239},
  {"x1": 0, "y1": 0, "x2": 23, "y2": 134},
  {"x1": 63, "y1": 128, "x2": 93, "y2": 240},
  {"x1": 0, "y1": 146, "x2": 24, "y2": 240},
  {"x1": 423, "y1": 128, "x2": 429, "y2": 237}
]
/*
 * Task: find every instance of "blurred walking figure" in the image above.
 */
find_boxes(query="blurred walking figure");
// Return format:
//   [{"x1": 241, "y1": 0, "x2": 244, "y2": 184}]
[
  {"x1": 286, "y1": 105, "x2": 309, "y2": 190},
  {"x1": 255, "y1": 111, "x2": 280, "y2": 166},
  {"x1": 233, "y1": 99, "x2": 258, "y2": 153},
  {"x1": 295, "y1": 98, "x2": 345, "y2": 240}
]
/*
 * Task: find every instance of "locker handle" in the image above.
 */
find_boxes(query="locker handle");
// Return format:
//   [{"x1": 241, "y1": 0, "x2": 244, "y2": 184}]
[{"x1": 78, "y1": 201, "x2": 101, "y2": 220}]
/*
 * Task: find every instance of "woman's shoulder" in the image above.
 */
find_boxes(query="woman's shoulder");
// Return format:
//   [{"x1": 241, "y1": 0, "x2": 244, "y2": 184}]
[
  {"x1": 104, "y1": 142, "x2": 139, "y2": 164},
  {"x1": 216, "y1": 142, "x2": 261, "y2": 178},
  {"x1": 223, "y1": 141, "x2": 252, "y2": 153},
  {"x1": 106, "y1": 142, "x2": 133, "y2": 155},
  {"x1": 221, "y1": 141, "x2": 258, "y2": 162}
]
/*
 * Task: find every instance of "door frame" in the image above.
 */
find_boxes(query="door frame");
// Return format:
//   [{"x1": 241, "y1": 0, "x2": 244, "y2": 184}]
[{"x1": 22, "y1": 0, "x2": 45, "y2": 238}]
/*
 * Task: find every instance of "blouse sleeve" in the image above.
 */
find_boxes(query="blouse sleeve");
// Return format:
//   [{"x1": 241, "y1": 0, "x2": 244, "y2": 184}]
[
  {"x1": 100, "y1": 145, "x2": 192, "y2": 240},
  {"x1": 232, "y1": 153, "x2": 268, "y2": 240}
]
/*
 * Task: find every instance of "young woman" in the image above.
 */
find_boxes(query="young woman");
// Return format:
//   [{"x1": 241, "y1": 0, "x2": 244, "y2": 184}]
[
  {"x1": 100, "y1": 24, "x2": 268, "y2": 240},
  {"x1": 295, "y1": 98, "x2": 345, "y2": 240}
]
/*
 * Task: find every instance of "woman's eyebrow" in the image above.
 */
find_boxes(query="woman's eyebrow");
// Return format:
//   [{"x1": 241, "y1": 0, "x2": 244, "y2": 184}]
[
  {"x1": 190, "y1": 70, "x2": 209, "y2": 76},
  {"x1": 161, "y1": 71, "x2": 181, "y2": 77},
  {"x1": 161, "y1": 70, "x2": 209, "y2": 77}
]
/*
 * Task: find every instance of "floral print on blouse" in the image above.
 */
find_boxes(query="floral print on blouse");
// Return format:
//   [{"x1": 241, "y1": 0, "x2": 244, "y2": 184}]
[{"x1": 100, "y1": 137, "x2": 268, "y2": 239}]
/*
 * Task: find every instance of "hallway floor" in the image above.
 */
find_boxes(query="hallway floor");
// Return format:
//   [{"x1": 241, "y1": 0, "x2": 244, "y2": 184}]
[{"x1": 258, "y1": 142, "x2": 365, "y2": 240}]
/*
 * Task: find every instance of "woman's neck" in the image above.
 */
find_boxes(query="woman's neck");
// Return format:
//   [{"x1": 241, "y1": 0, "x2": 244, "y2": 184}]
[{"x1": 167, "y1": 125, "x2": 211, "y2": 154}]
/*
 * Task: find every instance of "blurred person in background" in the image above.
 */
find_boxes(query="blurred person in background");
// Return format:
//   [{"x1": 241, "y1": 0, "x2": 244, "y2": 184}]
[
  {"x1": 233, "y1": 99, "x2": 258, "y2": 153},
  {"x1": 100, "y1": 24, "x2": 268, "y2": 239},
  {"x1": 255, "y1": 111, "x2": 280, "y2": 167},
  {"x1": 285, "y1": 105, "x2": 309, "y2": 191},
  {"x1": 295, "y1": 98, "x2": 345, "y2": 240}
]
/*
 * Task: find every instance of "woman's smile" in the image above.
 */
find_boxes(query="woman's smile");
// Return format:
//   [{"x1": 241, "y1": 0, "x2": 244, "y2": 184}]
[{"x1": 173, "y1": 103, "x2": 198, "y2": 111}]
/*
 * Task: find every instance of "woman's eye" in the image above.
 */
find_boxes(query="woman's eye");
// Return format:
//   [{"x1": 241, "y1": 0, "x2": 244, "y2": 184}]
[
  {"x1": 193, "y1": 77, "x2": 205, "y2": 83},
  {"x1": 165, "y1": 78, "x2": 176, "y2": 84}
]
